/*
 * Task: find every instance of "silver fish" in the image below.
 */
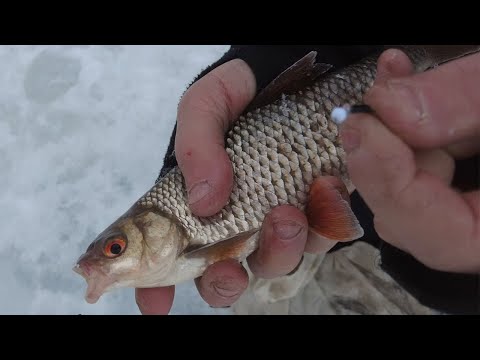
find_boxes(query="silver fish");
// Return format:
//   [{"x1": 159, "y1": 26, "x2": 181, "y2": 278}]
[{"x1": 73, "y1": 45, "x2": 480, "y2": 304}]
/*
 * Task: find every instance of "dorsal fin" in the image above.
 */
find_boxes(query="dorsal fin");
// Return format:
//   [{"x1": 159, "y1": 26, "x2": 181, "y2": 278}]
[
  {"x1": 403, "y1": 45, "x2": 480, "y2": 65},
  {"x1": 246, "y1": 51, "x2": 333, "y2": 111}
]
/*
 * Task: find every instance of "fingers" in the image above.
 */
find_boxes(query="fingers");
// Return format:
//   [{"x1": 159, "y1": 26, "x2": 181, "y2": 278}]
[
  {"x1": 195, "y1": 259, "x2": 249, "y2": 308},
  {"x1": 376, "y1": 48, "x2": 456, "y2": 186},
  {"x1": 342, "y1": 110, "x2": 480, "y2": 272},
  {"x1": 135, "y1": 286, "x2": 175, "y2": 315},
  {"x1": 340, "y1": 112, "x2": 417, "y2": 212},
  {"x1": 375, "y1": 48, "x2": 415, "y2": 81},
  {"x1": 414, "y1": 149, "x2": 455, "y2": 185},
  {"x1": 175, "y1": 59, "x2": 256, "y2": 217},
  {"x1": 365, "y1": 51, "x2": 480, "y2": 151},
  {"x1": 194, "y1": 205, "x2": 318, "y2": 307},
  {"x1": 247, "y1": 205, "x2": 308, "y2": 279}
]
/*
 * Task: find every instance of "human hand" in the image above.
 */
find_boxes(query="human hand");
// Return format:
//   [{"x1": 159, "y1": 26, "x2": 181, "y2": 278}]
[
  {"x1": 340, "y1": 48, "x2": 480, "y2": 273},
  {"x1": 135, "y1": 59, "x2": 341, "y2": 314}
]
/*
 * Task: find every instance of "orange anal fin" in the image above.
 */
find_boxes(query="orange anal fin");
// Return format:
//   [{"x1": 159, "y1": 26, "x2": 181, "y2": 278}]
[{"x1": 306, "y1": 176, "x2": 364, "y2": 242}]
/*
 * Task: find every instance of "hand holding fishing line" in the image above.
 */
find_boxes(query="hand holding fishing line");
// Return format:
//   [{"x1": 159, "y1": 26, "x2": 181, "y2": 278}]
[{"x1": 337, "y1": 48, "x2": 480, "y2": 273}]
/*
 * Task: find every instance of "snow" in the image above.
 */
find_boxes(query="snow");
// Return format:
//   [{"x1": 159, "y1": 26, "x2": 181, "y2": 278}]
[{"x1": 0, "y1": 45, "x2": 234, "y2": 315}]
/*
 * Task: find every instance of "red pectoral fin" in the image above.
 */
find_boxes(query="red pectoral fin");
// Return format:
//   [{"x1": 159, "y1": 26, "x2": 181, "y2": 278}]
[{"x1": 306, "y1": 176, "x2": 364, "y2": 242}]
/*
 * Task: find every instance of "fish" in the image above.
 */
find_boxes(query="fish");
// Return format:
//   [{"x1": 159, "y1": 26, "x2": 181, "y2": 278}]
[{"x1": 73, "y1": 45, "x2": 480, "y2": 304}]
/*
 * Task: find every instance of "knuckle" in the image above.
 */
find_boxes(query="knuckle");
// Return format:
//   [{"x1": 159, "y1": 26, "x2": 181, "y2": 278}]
[
  {"x1": 179, "y1": 87, "x2": 231, "y2": 140},
  {"x1": 178, "y1": 88, "x2": 216, "y2": 122},
  {"x1": 218, "y1": 59, "x2": 257, "y2": 107},
  {"x1": 207, "y1": 72, "x2": 235, "y2": 120},
  {"x1": 366, "y1": 82, "x2": 430, "y2": 146},
  {"x1": 178, "y1": 79, "x2": 229, "y2": 124}
]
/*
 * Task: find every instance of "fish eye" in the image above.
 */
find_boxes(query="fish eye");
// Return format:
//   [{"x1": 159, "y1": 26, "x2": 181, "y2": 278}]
[{"x1": 103, "y1": 237, "x2": 127, "y2": 258}]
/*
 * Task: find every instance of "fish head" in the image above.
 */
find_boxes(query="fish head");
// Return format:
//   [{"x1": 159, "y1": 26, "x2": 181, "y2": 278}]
[{"x1": 73, "y1": 208, "x2": 187, "y2": 304}]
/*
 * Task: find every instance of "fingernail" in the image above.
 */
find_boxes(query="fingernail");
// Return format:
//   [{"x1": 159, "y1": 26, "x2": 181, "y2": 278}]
[
  {"x1": 211, "y1": 278, "x2": 240, "y2": 298},
  {"x1": 188, "y1": 180, "x2": 211, "y2": 205},
  {"x1": 273, "y1": 220, "x2": 302, "y2": 241},
  {"x1": 340, "y1": 126, "x2": 361, "y2": 153}
]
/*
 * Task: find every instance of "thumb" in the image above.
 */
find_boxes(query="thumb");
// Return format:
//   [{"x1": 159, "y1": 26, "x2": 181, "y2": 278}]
[{"x1": 175, "y1": 59, "x2": 256, "y2": 216}]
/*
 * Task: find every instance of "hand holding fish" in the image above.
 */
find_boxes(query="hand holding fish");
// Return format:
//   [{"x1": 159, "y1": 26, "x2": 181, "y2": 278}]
[
  {"x1": 135, "y1": 59, "x2": 337, "y2": 314},
  {"x1": 74, "y1": 45, "x2": 480, "y2": 314},
  {"x1": 340, "y1": 48, "x2": 480, "y2": 273}
]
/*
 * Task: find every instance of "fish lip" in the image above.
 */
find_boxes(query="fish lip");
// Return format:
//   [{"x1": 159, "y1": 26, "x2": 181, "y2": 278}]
[
  {"x1": 73, "y1": 263, "x2": 84, "y2": 276},
  {"x1": 73, "y1": 259, "x2": 94, "y2": 278},
  {"x1": 84, "y1": 273, "x2": 116, "y2": 304},
  {"x1": 73, "y1": 260, "x2": 113, "y2": 304}
]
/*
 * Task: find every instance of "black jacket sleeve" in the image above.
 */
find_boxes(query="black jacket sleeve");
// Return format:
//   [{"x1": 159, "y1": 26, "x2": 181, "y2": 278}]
[{"x1": 156, "y1": 45, "x2": 480, "y2": 315}]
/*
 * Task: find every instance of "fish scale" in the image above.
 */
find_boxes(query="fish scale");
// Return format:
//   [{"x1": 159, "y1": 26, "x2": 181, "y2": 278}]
[
  {"x1": 140, "y1": 46, "x2": 449, "y2": 245},
  {"x1": 137, "y1": 54, "x2": 382, "y2": 245}
]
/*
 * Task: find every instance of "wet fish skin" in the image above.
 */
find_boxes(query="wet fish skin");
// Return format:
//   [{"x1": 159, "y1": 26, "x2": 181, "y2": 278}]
[
  {"x1": 135, "y1": 45, "x2": 453, "y2": 245},
  {"x1": 141, "y1": 59, "x2": 373, "y2": 242},
  {"x1": 73, "y1": 45, "x2": 480, "y2": 304}
]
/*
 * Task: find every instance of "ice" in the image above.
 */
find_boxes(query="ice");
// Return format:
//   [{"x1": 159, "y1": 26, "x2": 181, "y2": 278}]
[{"x1": 0, "y1": 45, "x2": 233, "y2": 315}]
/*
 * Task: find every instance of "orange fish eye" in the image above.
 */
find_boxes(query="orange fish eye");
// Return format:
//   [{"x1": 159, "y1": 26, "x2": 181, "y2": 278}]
[{"x1": 104, "y1": 238, "x2": 126, "y2": 258}]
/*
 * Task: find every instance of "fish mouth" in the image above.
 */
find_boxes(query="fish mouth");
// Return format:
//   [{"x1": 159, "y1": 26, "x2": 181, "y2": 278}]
[{"x1": 73, "y1": 261, "x2": 115, "y2": 304}]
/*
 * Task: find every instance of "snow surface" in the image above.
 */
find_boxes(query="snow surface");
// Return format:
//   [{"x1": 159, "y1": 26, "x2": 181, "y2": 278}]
[{"x1": 0, "y1": 45, "x2": 234, "y2": 315}]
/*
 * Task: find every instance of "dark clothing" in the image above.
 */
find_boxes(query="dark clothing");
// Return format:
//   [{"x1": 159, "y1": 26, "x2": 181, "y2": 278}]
[{"x1": 158, "y1": 45, "x2": 480, "y2": 315}]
